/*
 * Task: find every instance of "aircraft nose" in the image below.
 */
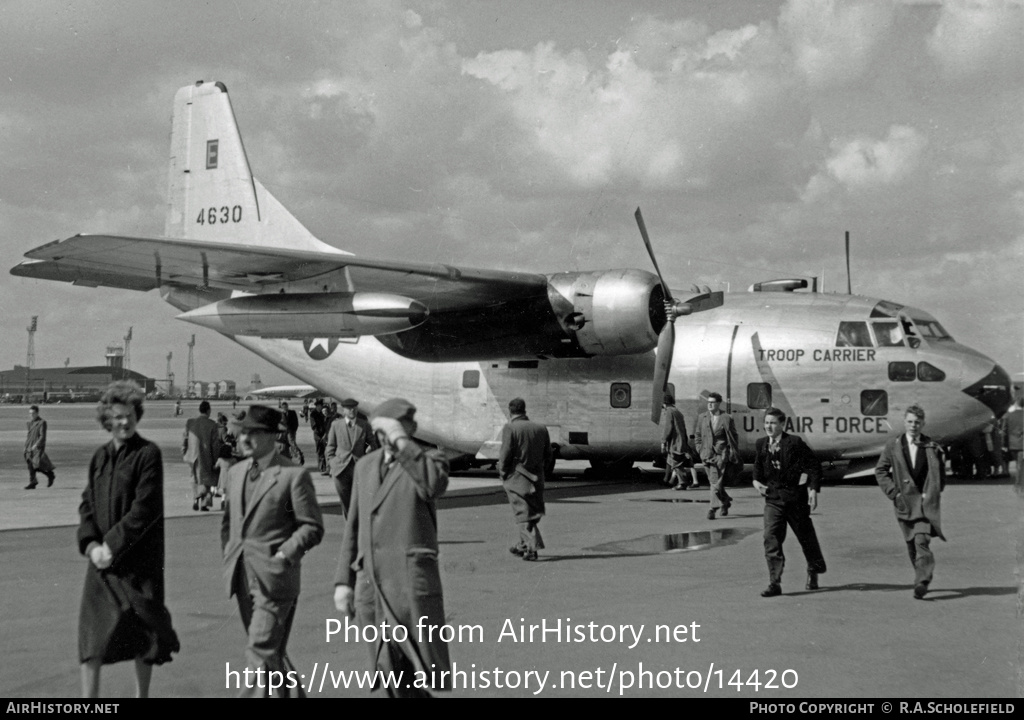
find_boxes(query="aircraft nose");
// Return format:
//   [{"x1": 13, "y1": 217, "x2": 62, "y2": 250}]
[{"x1": 962, "y1": 362, "x2": 1013, "y2": 417}]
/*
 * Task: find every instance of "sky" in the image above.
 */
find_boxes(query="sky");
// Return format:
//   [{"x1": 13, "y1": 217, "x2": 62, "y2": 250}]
[{"x1": 1, "y1": 0, "x2": 1022, "y2": 389}]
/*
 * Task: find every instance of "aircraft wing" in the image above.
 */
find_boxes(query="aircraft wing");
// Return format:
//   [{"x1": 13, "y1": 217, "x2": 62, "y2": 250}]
[{"x1": 11, "y1": 234, "x2": 550, "y2": 310}]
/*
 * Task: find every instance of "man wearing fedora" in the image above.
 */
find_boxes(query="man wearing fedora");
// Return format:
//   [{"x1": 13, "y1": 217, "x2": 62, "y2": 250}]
[
  {"x1": 334, "y1": 399, "x2": 452, "y2": 697},
  {"x1": 325, "y1": 398, "x2": 378, "y2": 518},
  {"x1": 222, "y1": 406, "x2": 324, "y2": 697}
]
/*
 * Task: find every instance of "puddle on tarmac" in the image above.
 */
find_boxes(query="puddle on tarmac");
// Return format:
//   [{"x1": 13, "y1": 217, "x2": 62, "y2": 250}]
[
  {"x1": 584, "y1": 528, "x2": 756, "y2": 555},
  {"x1": 635, "y1": 497, "x2": 710, "y2": 504}
]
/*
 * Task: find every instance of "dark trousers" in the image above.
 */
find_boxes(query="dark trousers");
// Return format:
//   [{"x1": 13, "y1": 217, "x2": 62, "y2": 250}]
[
  {"x1": 706, "y1": 463, "x2": 735, "y2": 510},
  {"x1": 763, "y1": 499, "x2": 826, "y2": 585},
  {"x1": 332, "y1": 464, "x2": 355, "y2": 519},
  {"x1": 313, "y1": 432, "x2": 326, "y2": 472},
  {"x1": 233, "y1": 564, "x2": 304, "y2": 698},
  {"x1": 905, "y1": 532, "x2": 935, "y2": 587},
  {"x1": 26, "y1": 458, "x2": 54, "y2": 486}
]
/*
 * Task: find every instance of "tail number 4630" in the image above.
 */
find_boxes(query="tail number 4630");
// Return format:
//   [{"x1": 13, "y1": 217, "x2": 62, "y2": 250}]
[{"x1": 196, "y1": 205, "x2": 243, "y2": 225}]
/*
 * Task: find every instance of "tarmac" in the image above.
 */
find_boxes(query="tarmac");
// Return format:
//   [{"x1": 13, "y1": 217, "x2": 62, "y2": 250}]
[{"x1": 0, "y1": 402, "x2": 1020, "y2": 698}]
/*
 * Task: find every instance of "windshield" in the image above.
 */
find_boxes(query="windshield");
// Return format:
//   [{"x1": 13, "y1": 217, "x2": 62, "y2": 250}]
[{"x1": 911, "y1": 318, "x2": 953, "y2": 341}]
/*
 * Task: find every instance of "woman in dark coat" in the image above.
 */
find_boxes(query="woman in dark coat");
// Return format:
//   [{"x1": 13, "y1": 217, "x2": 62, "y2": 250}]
[{"x1": 78, "y1": 381, "x2": 179, "y2": 697}]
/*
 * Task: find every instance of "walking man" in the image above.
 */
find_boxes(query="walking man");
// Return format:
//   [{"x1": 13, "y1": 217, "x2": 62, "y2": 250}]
[
  {"x1": 874, "y1": 404, "x2": 946, "y2": 599},
  {"x1": 325, "y1": 398, "x2": 379, "y2": 517},
  {"x1": 24, "y1": 405, "x2": 56, "y2": 489},
  {"x1": 660, "y1": 393, "x2": 695, "y2": 490},
  {"x1": 333, "y1": 398, "x2": 451, "y2": 697},
  {"x1": 183, "y1": 400, "x2": 222, "y2": 511},
  {"x1": 222, "y1": 406, "x2": 324, "y2": 697},
  {"x1": 694, "y1": 392, "x2": 739, "y2": 518},
  {"x1": 752, "y1": 407, "x2": 826, "y2": 597},
  {"x1": 281, "y1": 402, "x2": 304, "y2": 465},
  {"x1": 308, "y1": 399, "x2": 329, "y2": 474},
  {"x1": 499, "y1": 398, "x2": 553, "y2": 561}
]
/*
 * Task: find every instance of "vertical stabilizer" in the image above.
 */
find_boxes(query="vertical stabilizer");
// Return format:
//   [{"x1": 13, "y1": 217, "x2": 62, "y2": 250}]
[{"x1": 164, "y1": 81, "x2": 344, "y2": 255}]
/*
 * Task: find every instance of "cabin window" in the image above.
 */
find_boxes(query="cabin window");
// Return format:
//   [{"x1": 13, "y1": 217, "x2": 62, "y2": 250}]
[
  {"x1": 747, "y1": 382, "x2": 772, "y2": 409},
  {"x1": 462, "y1": 370, "x2": 480, "y2": 389},
  {"x1": 610, "y1": 382, "x2": 631, "y2": 408},
  {"x1": 836, "y1": 321, "x2": 873, "y2": 347},
  {"x1": 861, "y1": 390, "x2": 888, "y2": 416},
  {"x1": 917, "y1": 362, "x2": 946, "y2": 382},
  {"x1": 873, "y1": 321, "x2": 905, "y2": 347},
  {"x1": 206, "y1": 139, "x2": 219, "y2": 169},
  {"x1": 888, "y1": 361, "x2": 916, "y2": 382}
]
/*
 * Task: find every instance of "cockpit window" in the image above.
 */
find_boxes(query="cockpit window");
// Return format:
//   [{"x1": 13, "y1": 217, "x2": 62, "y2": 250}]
[
  {"x1": 911, "y1": 319, "x2": 952, "y2": 341},
  {"x1": 836, "y1": 321, "x2": 873, "y2": 348},
  {"x1": 917, "y1": 362, "x2": 946, "y2": 382},
  {"x1": 872, "y1": 321, "x2": 905, "y2": 347},
  {"x1": 869, "y1": 300, "x2": 904, "y2": 318}
]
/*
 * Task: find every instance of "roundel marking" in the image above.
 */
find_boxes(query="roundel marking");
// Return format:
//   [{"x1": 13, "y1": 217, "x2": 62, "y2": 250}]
[{"x1": 303, "y1": 337, "x2": 339, "y2": 360}]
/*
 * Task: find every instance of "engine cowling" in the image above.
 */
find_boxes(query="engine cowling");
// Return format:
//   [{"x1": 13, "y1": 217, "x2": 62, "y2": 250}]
[{"x1": 546, "y1": 269, "x2": 666, "y2": 355}]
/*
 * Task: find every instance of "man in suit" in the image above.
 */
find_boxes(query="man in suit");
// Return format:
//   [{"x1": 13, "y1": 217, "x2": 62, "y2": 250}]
[
  {"x1": 694, "y1": 391, "x2": 740, "y2": 518},
  {"x1": 280, "y1": 401, "x2": 304, "y2": 465},
  {"x1": 874, "y1": 404, "x2": 946, "y2": 600},
  {"x1": 325, "y1": 398, "x2": 379, "y2": 518},
  {"x1": 222, "y1": 405, "x2": 324, "y2": 698},
  {"x1": 334, "y1": 398, "x2": 451, "y2": 697},
  {"x1": 308, "y1": 399, "x2": 329, "y2": 474},
  {"x1": 183, "y1": 400, "x2": 222, "y2": 511},
  {"x1": 499, "y1": 398, "x2": 553, "y2": 561},
  {"x1": 752, "y1": 407, "x2": 826, "y2": 597},
  {"x1": 1004, "y1": 398, "x2": 1023, "y2": 493},
  {"x1": 659, "y1": 393, "x2": 695, "y2": 492},
  {"x1": 24, "y1": 405, "x2": 56, "y2": 489}
]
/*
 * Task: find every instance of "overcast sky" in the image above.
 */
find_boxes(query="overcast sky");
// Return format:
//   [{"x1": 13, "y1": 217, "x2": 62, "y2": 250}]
[{"x1": 2, "y1": 0, "x2": 1021, "y2": 388}]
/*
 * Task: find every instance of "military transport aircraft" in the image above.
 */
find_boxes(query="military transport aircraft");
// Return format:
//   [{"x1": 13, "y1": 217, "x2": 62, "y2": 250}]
[
  {"x1": 243, "y1": 385, "x2": 321, "y2": 401},
  {"x1": 11, "y1": 81, "x2": 1012, "y2": 475}
]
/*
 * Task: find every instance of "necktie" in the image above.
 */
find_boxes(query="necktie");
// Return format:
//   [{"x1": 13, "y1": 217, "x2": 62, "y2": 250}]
[{"x1": 242, "y1": 460, "x2": 259, "y2": 512}]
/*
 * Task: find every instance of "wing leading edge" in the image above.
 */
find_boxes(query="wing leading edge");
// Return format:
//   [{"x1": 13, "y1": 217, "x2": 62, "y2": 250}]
[{"x1": 11, "y1": 233, "x2": 550, "y2": 311}]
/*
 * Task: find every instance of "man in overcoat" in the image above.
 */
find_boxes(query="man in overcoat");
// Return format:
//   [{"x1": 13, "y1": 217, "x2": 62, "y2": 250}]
[
  {"x1": 308, "y1": 399, "x2": 329, "y2": 474},
  {"x1": 334, "y1": 398, "x2": 451, "y2": 697},
  {"x1": 694, "y1": 391, "x2": 740, "y2": 518},
  {"x1": 752, "y1": 407, "x2": 826, "y2": 597},
  {"x1": 281, "y1": 401, "x2": 304, "y2": 465},
  {"x1": 499, "y1": 397, "x2": 553, "y2": 561},
  {"x1": 659, "y1": 393, "x2": 693, "y2": 492},
  {"x1": 874, "y1": 404, "x2": 946, "y2": 599},
  {"x1": 222, "y1": 405, "x2": 324, "y2": 697},
  {"x1": 325, "y1": 398, "x2": 379, "y2": 517},
  {"x1": 1005, "y1": 398, "x2": 1023, "y2": 493},
  {"x1": 24, "y1": 404, "x2": 56, "y2": 489},
  {"x1": 183, "y1": 400, "x2": 222, "y2": 511}
]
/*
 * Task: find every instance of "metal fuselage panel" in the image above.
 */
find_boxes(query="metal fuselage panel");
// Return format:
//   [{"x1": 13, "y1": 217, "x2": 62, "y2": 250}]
[{"x1": 219, "y1": 289, "x2": 1000, "y2": 463}]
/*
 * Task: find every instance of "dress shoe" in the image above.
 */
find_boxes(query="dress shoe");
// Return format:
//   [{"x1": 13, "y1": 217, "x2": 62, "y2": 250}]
[
  {"x1": 760, "y1": 583, "x2": 782, "y2": 598},
  {"x1": 720, "y1": 503, "x2": 730, "y2": 517},
  {"x1": 707, "y1": 508, "x2": 716, "y2": 520},
  {"x1": 522, "y1": 550, "x2": 539, "y2": 562},
  {"x1": 673, "y1": 484, "x2": 686, "y2": 491},
  {"x1": 913, "y1": 583, "x2": 928, "y2": 599},
  {"x1": 805, "y1": 572, "x2": 819, "y2": 590},
  {"x1": 24, "y1": 483, "x2": 37, "y2": 490},
  {"x1": 47, "y1": 474, "x2": 55, "y2": 487},
  {"x1": 689, "y1": 483, "x2": 700, "y2": 490},
  {"x1": 509, "y1": 545, "x2": 525, "y2": 557},
  {"x1": 192, "y1": 499, "x2": 199, "y2": 511}
]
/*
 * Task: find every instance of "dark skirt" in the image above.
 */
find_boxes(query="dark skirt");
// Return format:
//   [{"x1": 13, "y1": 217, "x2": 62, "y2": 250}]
[{"x1": 79, "y1": 565, "x2": 179, "y2": 665}]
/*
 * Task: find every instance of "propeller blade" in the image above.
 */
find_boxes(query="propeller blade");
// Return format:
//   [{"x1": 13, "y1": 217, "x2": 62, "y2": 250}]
[
  {"x1": 634, "y1": 207, "x2": 673, "y2": 303},
  {"x1": 651, "y1": 321, "x2": 675, "y2": 424}
]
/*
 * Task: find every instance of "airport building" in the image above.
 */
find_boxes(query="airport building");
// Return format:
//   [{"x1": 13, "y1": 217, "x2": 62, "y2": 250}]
[{"x1": 0, "y1": 365, "x2": 156, "y2": 403}]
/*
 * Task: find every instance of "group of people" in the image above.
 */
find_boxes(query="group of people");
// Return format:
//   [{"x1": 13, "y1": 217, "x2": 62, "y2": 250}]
[{"x1": 66, "y1": 379, "x2": 1011, "y2": 697}]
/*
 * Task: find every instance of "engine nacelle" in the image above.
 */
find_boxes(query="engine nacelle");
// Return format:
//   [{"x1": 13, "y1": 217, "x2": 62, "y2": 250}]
[{"x1": 546, "y1": 269, "x2": 666, "y2": 355}]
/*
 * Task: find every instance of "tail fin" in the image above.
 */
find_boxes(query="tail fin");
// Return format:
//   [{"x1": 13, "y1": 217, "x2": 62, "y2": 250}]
[{"x1": 164, "y1": 81, "x2": 342, "y2": 254}]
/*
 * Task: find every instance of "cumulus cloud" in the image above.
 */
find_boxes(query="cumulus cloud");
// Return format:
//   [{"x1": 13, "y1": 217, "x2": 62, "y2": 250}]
[
  {"x1": 802, "y1": 125, "x2": 928, "y2": 200},
  {"x1": 780, "y1": 0, "x2": 896, "y2": 88},
  {"x1": 462, "y1": 20, "x2": 805, "y2": 189},
  {"x1": 927, "y1": 0, "x2": 1024, "y2": 82}
]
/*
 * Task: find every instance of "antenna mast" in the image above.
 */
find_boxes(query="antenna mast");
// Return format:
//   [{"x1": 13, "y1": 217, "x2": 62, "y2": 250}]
[{"x1": 186, "y1": 335, "x2": 196, "y2": 394}]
